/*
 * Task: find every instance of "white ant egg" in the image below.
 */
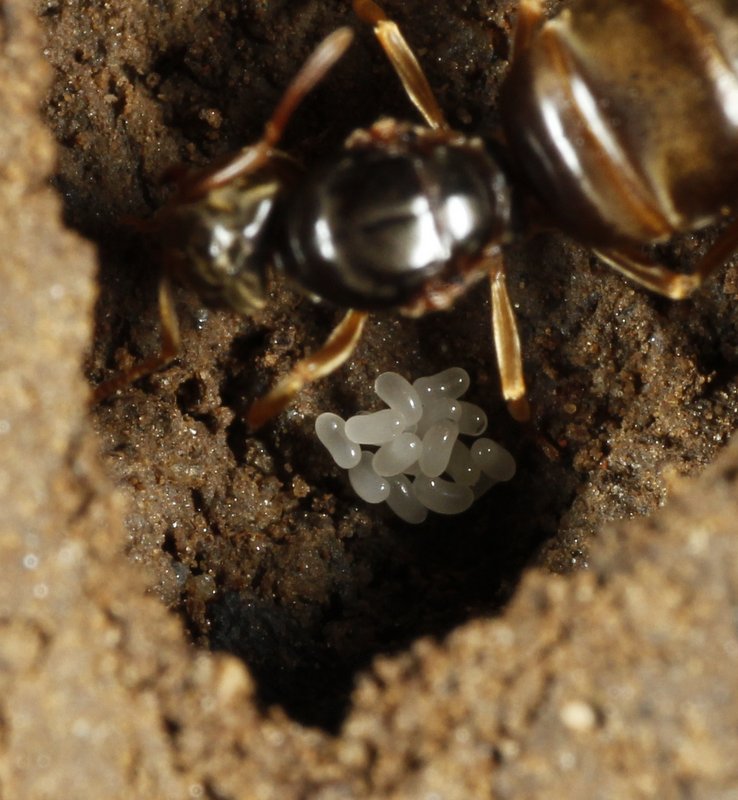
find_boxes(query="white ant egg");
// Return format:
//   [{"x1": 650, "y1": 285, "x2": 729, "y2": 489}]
[
  {"x1": 419, "y1": 420, "x2": 458, "y2": 478},
  {"x1": 315, "y1": 413, "x2": 361, "y2": 469},
  {"x1": 471, "y1": 438, "x2": 516, "y2": 482},
  {"x1": 348, "y1": 452, "x2": 391, "y2": 503},
  {"x1": 315, "y1": 368, "x2": 515, "y2": 522},
  {"x1": 345, "y1": 408, "x2": 405, "y2": 445},
  {"x1": 412, "y1": 475, "x2": 474, "y2": 515},
  {"x1": 413, "y1": 367, "x2": 470, "y2": 403},
  {"x1": 374, "y1": 371, "x2": 423, "y2": 426},
  {"x1": 386, "y1": 475, "x2": 428, "y2": 524},
  {"x1": 446, "y1": 440, "x2": 481, "y2": 486},
  {"x1": 372, "y1": 433, "x2": 422, "y2": 477}
]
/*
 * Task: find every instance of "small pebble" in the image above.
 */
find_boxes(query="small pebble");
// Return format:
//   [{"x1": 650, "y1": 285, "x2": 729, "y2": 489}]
[{"x1": 560, "y1": 700, "x2": 597, "y2": 732}]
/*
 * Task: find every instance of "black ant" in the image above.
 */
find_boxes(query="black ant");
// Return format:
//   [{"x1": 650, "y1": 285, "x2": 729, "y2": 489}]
[{"x1": 95, "y1": 0, "x2": 738, "y2": 429}]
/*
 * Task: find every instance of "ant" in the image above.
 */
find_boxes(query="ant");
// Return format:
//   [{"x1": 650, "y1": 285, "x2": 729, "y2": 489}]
[
  {"x1": 94, "y1": 7, "x2": 526, "y2": 428},
  {"x1": 94, "y1": 0, "x2": 738, "y2": 429}
]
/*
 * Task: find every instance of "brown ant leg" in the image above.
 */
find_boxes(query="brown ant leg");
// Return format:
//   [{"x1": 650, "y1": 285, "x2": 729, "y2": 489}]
[
  {"x1": 93, "y1": 275, "x2": 181, "y2": 402},
  {"x1": 247, "y1": 310, "x2": 369, "y2": 430},
  {"x1": 93, "y1": 29, "x2": 354, "y2": 403},
  {"x1": 353, "y1": 0, "x2": 448, "y2": 130},
  {"x1": 486, "y1": 252, "x2": 530, "y2": 421},
  {"x1": 595, "y1": 216, "x2": 738, "y2": 299},
  {"x1": 175, "y1": 27, "x2": 354, "y2": 203},
  {"x1": 512, "y1": 0, "x2": 546, "y2": 59},
  {"x1": 593, "y1": 248, "x2": 700, "y2": 299}
]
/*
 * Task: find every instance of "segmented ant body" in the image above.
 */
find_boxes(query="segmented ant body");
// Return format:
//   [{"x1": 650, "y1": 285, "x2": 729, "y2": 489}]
[{"x1": 95, "y1": 0, "x2": 738, "y2": 428}]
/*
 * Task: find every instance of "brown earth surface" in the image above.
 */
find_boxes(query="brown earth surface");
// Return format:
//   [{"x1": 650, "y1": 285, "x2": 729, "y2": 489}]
[{"x1": 1, "y1": 0, "x2": 737, "y2": 797}]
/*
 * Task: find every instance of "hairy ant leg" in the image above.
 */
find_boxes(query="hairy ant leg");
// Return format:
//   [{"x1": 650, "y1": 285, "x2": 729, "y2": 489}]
[
  {"x1": 595, "y1": 216, "x2": 738, "y2": 299},
  {"x1": 94, "y1": 28, "x2": 355, "y2": 416},
  {"x1": 246, "y1": 310, "x2": 369, "y2": 430},
  {"x1": 354, "y1": 0, "x2": 530, "y2": 420}
]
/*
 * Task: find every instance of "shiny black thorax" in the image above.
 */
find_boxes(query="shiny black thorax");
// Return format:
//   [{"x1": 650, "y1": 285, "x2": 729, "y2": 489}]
[
  {"x1": 274, "y1": 123, "x2": 513, "y2": 311},
  {"x1": 159, "y1": 123, "x2": 513, "y2": 317}
]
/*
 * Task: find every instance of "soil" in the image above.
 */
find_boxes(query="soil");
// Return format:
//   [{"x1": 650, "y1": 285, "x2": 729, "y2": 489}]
[{"x1": 1, "y1": 0, "x2": 737, "y2": 796}]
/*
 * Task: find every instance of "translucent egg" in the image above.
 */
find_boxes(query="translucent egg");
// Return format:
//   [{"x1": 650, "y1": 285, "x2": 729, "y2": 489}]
[
  {"x1": 372, "y1": 433, "x2": 422, "y2": 477},
  {"x1": 348, "y1": 452, "x2": 391, "y2": 503},
  {"x1": 315, "y1": 413, "x2": 361, "y2": 469},
  {"x1": 445, "y1": 440, "x2": 481, "y2": 486},
  {"x1": 315, "y1": 366, "x2": 515, "y2": 521},
  {"x1": 345, "y1": 409, "x2": 405, "y2": 445},
  {"x1": 415, "y1": 397, "x2": 461, "y2": 437},
  {"x1": 419, "y1": 420, "x2": 458, "y2": 478},
  {"x1": 470, "y1": 438, "x2": 516, "y2": 481},
  {"x1": 386, "y1": 475, "x2": 428, "y2": 524},
  {"x1": 375, "y1": 372, "x2": 423, "y2": 426},
  {"x1": 412, "y1": 475, "x2": 474, "y2": 515},
  {"x1": 413, "y1": 367, "x2": 470, "y2": 403},
  {"x1": 457, "y1": 402, "x2": 488, "y2": 436}
]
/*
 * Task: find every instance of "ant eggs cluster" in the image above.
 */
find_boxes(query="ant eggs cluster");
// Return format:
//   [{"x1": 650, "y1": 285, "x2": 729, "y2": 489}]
[{"x1": 315, "y1": 368, "x2": 515, "y2": 523}]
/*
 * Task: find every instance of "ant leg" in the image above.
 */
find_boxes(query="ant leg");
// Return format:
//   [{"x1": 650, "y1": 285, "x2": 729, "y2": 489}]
[
  {"x1": 174, "y1": 27, "x2": 354, "y2": 202},
  {"x1": 247, "y1": 310, "x2": 369, "y2": 429},
  {"x1": 95, "y1": 32, "x2": 354, "y2": 405},
  {"x1": 353, "y1": 0, "x2": 448, "y2": 130},
  {"x1": 595, "y1": 217, "x2": 738, "y2": 299},
  {"x1": 512, "y1": 0, "x2": 546, "y2": 59},
  {"x1": 93, "y1": 275, "x2": 181, "y2": 402},
  {"x1": 487, "y1": 253, "x2": 530, "y2": 422},
  {"x1": 594, "y1": 248, "x2": 700, "y2": 299}
]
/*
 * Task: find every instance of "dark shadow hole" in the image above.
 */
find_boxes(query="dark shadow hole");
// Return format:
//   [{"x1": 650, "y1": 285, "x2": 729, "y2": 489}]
[
  {"x1": 176, "y1": 376, "x2": 205, "y2": 413},
  {"x1": 203, "y1": 426, "x2": 566, "y2": 731}
]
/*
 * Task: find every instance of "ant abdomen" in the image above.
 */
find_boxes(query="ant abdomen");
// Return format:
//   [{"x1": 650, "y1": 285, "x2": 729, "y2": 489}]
[{"x1": 502, "y1": 0, "x2": 738, "y2": 250}]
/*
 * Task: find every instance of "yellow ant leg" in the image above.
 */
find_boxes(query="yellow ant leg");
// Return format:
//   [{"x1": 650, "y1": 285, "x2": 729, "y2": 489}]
[
  {"x1": 487, "y1": 252, "x2": 529, "y2": 421},
  {"x1": 353, "y1": 0, "x2": 448, "y2": 130},
  {"x1": 93, "y1": 275, "x2": 181, "y2": 402},
  {"x1": 247, "y1": 310, "x2": 369, "y2": 429}
]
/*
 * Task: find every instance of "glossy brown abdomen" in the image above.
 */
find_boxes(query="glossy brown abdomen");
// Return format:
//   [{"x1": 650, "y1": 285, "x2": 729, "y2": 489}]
[{"x1": 501, "y1": 0, "x2": 738, "y2": 248}]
